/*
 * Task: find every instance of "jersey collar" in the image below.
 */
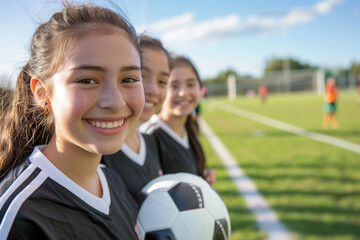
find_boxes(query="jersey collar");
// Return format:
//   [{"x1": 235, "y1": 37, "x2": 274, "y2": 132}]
[
  {"x1": 120, "y1": 131, "x2": 146, "y2": 166},
  {"x1": 29, "y1": 146, "x2": 111, "y2": 215}
]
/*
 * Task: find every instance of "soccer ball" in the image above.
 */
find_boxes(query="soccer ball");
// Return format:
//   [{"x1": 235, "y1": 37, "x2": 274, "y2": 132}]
[{"x1": 136, "y1": 173, "x2": 231, "y2": 240}]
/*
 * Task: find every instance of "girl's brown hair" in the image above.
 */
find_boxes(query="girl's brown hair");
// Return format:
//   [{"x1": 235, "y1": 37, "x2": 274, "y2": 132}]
[
  {"x1": 0, "y1": 1, "x2": 141, "y2": 179},
  {"x1": 139, "y1": 34, "x2": 171, "y2": 68},
  {"x1": 170, "y1": 56, "x2": 206, "y2": 177}
]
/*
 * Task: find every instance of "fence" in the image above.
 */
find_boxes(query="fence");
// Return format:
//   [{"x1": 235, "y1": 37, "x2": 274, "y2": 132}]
[{"x1": 205, "y1": 69, "x2": 359, "y2": 98}]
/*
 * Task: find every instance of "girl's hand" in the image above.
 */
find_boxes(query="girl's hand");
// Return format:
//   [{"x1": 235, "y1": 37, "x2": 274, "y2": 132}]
[{"x1": 204, "y1": 169, "x2": 216, "y2": 185}]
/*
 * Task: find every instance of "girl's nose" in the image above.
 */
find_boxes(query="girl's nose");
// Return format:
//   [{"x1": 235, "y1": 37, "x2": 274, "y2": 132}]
[
  {"x1": 144, "y1": 77, "x2": 159, "y2": 97},
  {"x1": 98, "y1": 81, "x2": 125, "y2": 111},
  {"x1": 178, "y1": 84, "x2": 187, "y2": 96}
]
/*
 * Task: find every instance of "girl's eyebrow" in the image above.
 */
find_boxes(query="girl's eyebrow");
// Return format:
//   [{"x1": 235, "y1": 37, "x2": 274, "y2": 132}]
[
  {"x1": 142, "y1": 66, "x2": 169, "y2": 77},
  {"x1": 160, "y1": 71, "x2": 170, "y2": 77},
  {"x1": 70, "y1": 65, "x2": 141, "y2": 73},
  {"x1": 70, "y1": 65, "x2": 105, "y2": 72},
  {"x1": 121, "y1": 65, "x2": 141, "y2": 72},
  {"x1": 186, "y1": 78, "x2": 197, "y2": 82}
]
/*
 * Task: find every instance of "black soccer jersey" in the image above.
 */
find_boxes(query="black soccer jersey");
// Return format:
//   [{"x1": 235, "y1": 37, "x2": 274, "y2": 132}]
[
  {"x1": 0, "y1": 146, "x2": 140, "y2": 240},
  {"x1": 141, "y1": 117, "x2": 201, "y2": 176},
  {"x1": 102, "y1": 133, "x2": 162, "y2": 201}
]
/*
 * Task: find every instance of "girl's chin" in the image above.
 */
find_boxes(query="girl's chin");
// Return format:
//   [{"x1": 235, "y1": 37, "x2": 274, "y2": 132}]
[
  {"x1": 140, "y1": 111, "x2": 154, "y2": 122},
  {"x1": 96, "y1": 145, "x2": 124, "y2": 155},
  {"x1": 174, "y1": 109, "x2": 193, "y2": 117}
]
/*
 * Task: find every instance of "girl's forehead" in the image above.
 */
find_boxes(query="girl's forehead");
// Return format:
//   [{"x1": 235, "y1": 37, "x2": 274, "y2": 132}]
[
  {"x1": 52, "y1": 27, "x2": 139, "y2": 71},
  {"x1": 170, "y1": 65, "x2": 196, "y2": 78},
  {"x1": 63, "y1": 31, "x2": 139, "y2": 65},
  {"x1": 171, "y1": 65, "x2": 194, "y2": 74}
]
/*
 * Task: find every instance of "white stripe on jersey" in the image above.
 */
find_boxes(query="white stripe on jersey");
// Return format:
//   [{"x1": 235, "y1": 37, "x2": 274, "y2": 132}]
[
  {"x1": 0, "y1": 170, "x2": 47, "y2": 239},
  {"x1": 139, "y1": 114, "x2": 159, "y2": 134},
  {"x1": 0, "y1": 163, "x2": 37, "y2": 210},
  {"x1": 121, "y1": 132, "x2": 147, "y2": 166},
  {"x1": 140, "y1": 116, "x2": 190, "y2": 148}
]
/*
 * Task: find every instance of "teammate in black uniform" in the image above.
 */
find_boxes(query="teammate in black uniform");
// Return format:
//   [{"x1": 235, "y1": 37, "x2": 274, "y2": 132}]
[
  {"x1": 142, "y1": 115, "x2": 200, "y2": 175},
  {"x1": 141, "y1": 56, "x2": 216, "y2": 185},
  {"x1": 0, "y1": 2, "x2": 144, "y2": 239},
  {"x1": 102, "y1": 35, "x2": 170, "y2": 201}
]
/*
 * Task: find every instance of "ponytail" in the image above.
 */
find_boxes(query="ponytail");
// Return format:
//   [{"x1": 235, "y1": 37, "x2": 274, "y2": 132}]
[
  {"x1": 185, "y1": 115, "x2": 206, "y2": 177},
  {"x1": 0, "y1": 66, "x2": 53, "y2": 178}
]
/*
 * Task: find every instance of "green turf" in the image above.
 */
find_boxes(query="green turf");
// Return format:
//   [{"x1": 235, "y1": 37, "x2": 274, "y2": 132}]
[
  {"x1": 200, "y1": 90, "x2": 360, "y2": 240},
  {"x1": 208, "y1": 90, "x2": 360, "y2": 144},
  {"x1": 200, "y1": 135, "x2": 267, "y2": 240}
]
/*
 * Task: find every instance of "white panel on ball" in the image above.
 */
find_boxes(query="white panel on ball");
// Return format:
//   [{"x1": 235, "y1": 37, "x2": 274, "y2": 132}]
[
  {"x1": 137, "y1": 191, "x2": 178, "y2": 231},
  {"x1": 202, "y1": 187, "x2": 230, "y2": 221},
  {"x1": 145, "y1": 179, "x2": 179, "y2": 194},
  {"x1": 172, "y1": 210, "x2": 215, "y2": 240}
]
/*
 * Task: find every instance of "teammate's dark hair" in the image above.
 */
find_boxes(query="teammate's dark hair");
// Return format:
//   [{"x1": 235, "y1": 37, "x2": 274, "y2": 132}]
[{"x1": 139, "y1": 34, "x2": 171, "y2": 67}]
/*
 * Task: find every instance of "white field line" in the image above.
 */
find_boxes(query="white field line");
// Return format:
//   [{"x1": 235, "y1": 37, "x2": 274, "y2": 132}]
[
  {"x1": 200, "y1": 119, "x2": 294, "y2": 240},
  {"x1": 211, "y1": 101, "x2": 360, "y2": 154}
]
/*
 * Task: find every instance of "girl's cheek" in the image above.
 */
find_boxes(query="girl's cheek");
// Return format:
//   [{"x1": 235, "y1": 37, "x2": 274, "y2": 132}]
[{"x1": 171, "y1": 89, "x2": 179, "y2": 97}]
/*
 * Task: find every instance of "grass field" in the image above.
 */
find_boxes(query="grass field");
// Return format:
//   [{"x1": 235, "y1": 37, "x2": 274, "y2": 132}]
[{"x1": 200, "y1": 90, "x2": 360, "y2": 240}]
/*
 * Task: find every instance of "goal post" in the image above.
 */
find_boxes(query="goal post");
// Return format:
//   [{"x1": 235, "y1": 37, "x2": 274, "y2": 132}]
[
  {"x1": 227, "y1": 74, "x2": 236, "y2": 101},
  {"x1": 316, "y1": 69, "x2": 325, "y2": 96}
]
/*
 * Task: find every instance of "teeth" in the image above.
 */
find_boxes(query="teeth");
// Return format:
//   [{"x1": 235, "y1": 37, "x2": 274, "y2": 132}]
[
  {"x1": 144, "y1": 102, "x2": 154, "y2": 107},
  {"x1": 91, "y1": 119, "x2": 124, "y2": 129}
]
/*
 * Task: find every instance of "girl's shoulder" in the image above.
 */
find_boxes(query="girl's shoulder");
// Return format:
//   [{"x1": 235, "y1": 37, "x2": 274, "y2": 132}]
[
  {"x1": 141, "y1": 132, "x2": 157, "y2": 144},
  {"x1": 139, "y1": 114, "x2": 160, "y2": 134},
  {"x1": 0, "y1": 159, "x2": 32, "y2": 196}
]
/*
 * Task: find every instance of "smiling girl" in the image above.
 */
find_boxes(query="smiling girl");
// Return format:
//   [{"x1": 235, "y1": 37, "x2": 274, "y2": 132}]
[
  {"x1": 142, "y1": 56, "x2": 216, "y2": 185},
  {"x1": 0, "y1": 2, "x2": 143, "y2": 239}
]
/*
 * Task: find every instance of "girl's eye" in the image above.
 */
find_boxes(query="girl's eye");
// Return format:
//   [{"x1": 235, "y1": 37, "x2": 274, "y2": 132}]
[
  {"x1": 122, "y1": 78, "x2": 139, "y2": 84},
  {"x1": 159, "y1": 80, "x2": 168, "y2": 86},
  {"x1": 78, "y1": 78, "x2": 97, "y2": 84},
  {"x1": 188, "y1": 81, "x2": 198, "y2": 88}
]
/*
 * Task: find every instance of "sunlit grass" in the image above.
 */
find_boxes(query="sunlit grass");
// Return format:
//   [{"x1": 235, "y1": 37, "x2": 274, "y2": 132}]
[
  {"x1": 200, "y1": 135, "x2": 267, "y2": 240},
  {"x1": 200, "y1": 90, "x2": 360, "y2": 240},
  {"x1": 212, "y1": 90, "x2": 360, "y2": 144}
]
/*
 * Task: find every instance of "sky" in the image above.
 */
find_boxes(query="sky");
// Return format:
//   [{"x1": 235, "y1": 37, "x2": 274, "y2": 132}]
[{"x1": 0, "y1": 0, "x2": 359, "y2": 87}]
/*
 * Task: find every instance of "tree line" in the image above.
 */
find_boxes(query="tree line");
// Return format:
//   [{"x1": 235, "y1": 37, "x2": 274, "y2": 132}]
[{"x1": 203, "y1": 57, "x2": 360, "y2": 83}]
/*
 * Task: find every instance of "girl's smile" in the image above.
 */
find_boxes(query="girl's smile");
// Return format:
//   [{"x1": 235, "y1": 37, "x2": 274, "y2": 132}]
[{"x1": 86, "y1": 117, "x2": 129, "y2": 135}]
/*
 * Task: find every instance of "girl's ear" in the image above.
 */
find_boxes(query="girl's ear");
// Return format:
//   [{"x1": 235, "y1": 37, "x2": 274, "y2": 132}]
[{"x1": 30, "y1": 78, "x2": 50, "y2": 104}]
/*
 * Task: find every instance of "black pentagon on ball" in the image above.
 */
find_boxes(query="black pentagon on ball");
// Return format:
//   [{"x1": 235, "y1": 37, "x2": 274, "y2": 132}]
[
  {"x1": 213, "y1": 218, "x2": 229, "y2": 240},
  {"x1": 145, "y1": 229, "x2": 176, "y2": 240},
  {"x1": 168, "y1": 182, "x2": 204, "y2": 211}
]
